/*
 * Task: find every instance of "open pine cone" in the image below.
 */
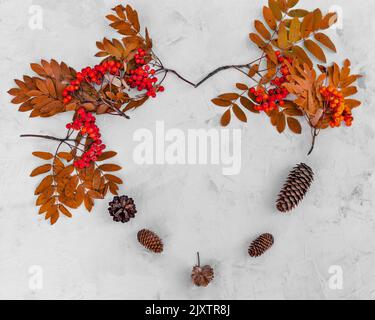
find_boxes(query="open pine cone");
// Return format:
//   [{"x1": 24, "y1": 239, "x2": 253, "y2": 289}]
[
  {"x1": 248, "y1": 233, "x2": 274, "y2": 257},
  {"x1": 137, "y1": 229, "x2": 164, "y2": 253},
  {"x1": 191, "y1": 253, "x2": 214, "y2": 287},
  {"x1": 108, "y1": 195, "x2": 137, "y2": 223},
  {"x1": 276, "y1": 163, "x2": 314, "y2": 213},
  {"x1": 192, "y1": 265, "x2": 214, "y2": 287}
]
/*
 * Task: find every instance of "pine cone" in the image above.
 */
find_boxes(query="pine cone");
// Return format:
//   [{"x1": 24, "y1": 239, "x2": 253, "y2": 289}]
[
  {"x1": 248, "y1": 233, "x2": 274, "y2": 257},
  {"x1": 137, "y1": 229, "x2": 164, "y2": 253},
  {"x1": 108, "y1": 195, "x2": 137, "y2": 223},
  {"x1": 276, "y1": 163, "x2": 314, "y2": 213},
  {"x1": 192, "y1": 266, "x2": 214, "y2": 287}
]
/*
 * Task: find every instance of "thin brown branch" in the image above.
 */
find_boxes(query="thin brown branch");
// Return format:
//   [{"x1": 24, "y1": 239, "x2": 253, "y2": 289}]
[
  {"x1": 157, "y1": 68, "x2": 196, "y2": 87},
  {"x1": 194, "y1": 58, "x2": 262, "y2": 88},
  {"x1": 20, "y1": 134, "x2": 72, "y2": 142},
  {"x1": 307, "y1": 128, "x2": 319, "y2": 156}
]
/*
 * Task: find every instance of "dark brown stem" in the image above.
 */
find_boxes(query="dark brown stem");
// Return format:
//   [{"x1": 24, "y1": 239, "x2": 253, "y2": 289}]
[
  {"x1": 195, "y1": 59, "x2": 262, "y2": 88},
  {"x1": 197, "y1": 252, "x2": 201, "y2": 267},
  {"x1": 20, "y1": 134, "x2": 73, "y2": 142},
  {"x1": 101, "y1": 98, "x2": 131, "y2": 119},
  {"x1": 156, "y1": 57, "x2": 263, "y2": 89},
  {"x1": 159, "y1": 68, "x2": 196, "y2": 87},
  {"x1": 307, "y1": 129, "x2": 319, "y2": 156}
]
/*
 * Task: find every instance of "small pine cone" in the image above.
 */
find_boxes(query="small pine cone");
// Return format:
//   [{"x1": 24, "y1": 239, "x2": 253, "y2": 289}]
[
  {"x1": 276, "y1": 163, "x2": 314, "y2": 213},
  {"x1": 248, "y1": 233, "x2": 274, "y2": 257},
  {"x1": 137, "y1": 229, "x2": 164, "y2": 253},
  {"x1": 108, "y1": 195, "x2": 137, "y2": 223},
  {"x1": 192, "y1": 265, "x2": 214, "y2": 287}
]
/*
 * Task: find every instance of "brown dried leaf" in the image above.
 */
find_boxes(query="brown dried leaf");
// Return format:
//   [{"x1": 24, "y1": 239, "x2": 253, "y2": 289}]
[
  {"x1": 87, "y1": 190, "x2": 104, "y2": 200},
  {"x1": 321, "y1": 13, "x2": 338, "y2": 30},
  {"x1": 301, "y1": 12, "x2": 314, "y2": 38},
  {"x1": 263, "y1": 6, "x2": 277, "y2": 30},
  {"x1": 287, "y1": 0, "x2": 299, "y2": 8},
  {"x1": 57, "y1": 165, "x2": 74, "y2": 178},
  {"x1": 277, "y1": 22, "x2": 288, "y2": 49},
  {"x1": 32, "y1": 152, "x2": 53, "y2": 160},
  {"x1": 104, "y1": 174, "x2": 123, "y2": 184},
  {"x1": 84, "y1": 193, "x2": 94, "y2": 212},
  {"x1": 57, "y1": 152, "x2": 73, "y2": 162},
  {"x1": 304, "y1": 39, "x2": 326, "y2": 63},
  {"x1": 59, "y1": 204, "x2": 72, "y2": 218},
  {"x1": 35, "y1": 175, "x2": 53, "y2": 195},
  {"x1": 30, "y1": 164, "x2": 52, "y2": 177},
  {"x1": 218, "y1": 93, "x2": 240, "y2": 100},
  {"x1": 97, "y1": 151, "x2": 117, "y2": 161},
  {"x1": 221, "y1": 109, "x2": 231, "y2": 127},
  {"x1": 341, "y1": 86, "x2": 358, "y2": 97},
  {"x1": 276, "y1": 112, "x2": 286, "y2": 133},
  {"x1": 212, "y1": 99, "x2": 232, "y2": 107},
  {"x1": 314, "y1": 33, "x2": 336, "y2": 52},
  {"x1": 291, "y1": 45, "x2": 312, "y2": 67},
  {"x1": 269, "y1": 0, "x2": 282, "y2": 20},
  {"x1": 287, "y1": 117, "x2": 302, "y2": 134},
  {"x1": 249, "y1": 33, "x2": 266, "y2": 48},
  {"x1": 288, "y1": 9, "x2": 309, "y2": 18},
  {"x1": 254, "y1": 20, "x2": 271, "y2": 40},
  {"x1": 98, "y1": 164, "x2": 122, "y2": 172},
  {"x1": 236, "y1": 83, "x2": 248, "y2": 90},
  {"x1": 345, "y1": 99, "x2": 361, "y2": 109},
  {"x1": 232, "y1": 104, "x2": 247, "y2": 123},
  {"x1": 289, "y1": 17, "x2": 301, "y2": 43},
  {"x1": 240, "y1": 96, "x2": 259, "y2": 114}
]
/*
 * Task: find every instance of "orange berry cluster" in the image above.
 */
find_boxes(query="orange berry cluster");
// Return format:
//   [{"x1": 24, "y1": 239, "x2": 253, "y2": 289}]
[
  {"x1": 66, "y1": 108, "x2": 106, "y2": 169},
  {"x1": 250, "y1": 51, "x2": 291, "y2": 112},
  {"x1": 126, "y1": 48, "x2": 164, "y2": 98},
  {"x1": 320, "y1": 86, "x2": 353, "y2": 127},
  {"x1": 63, "y1": 60, "x2": 123, "y2": 104}
]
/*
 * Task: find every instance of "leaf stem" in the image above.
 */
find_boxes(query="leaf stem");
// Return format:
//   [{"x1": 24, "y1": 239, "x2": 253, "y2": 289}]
[
  {"x1": 20, "y1": 134, "x2": 72, "y2": 142},
  {"x1": 195, "y1": 58, "x2": 262, "y2": 88},
  {"x1": 307, "y1": 128, "x2": 319, "y2": 156},
  {"x1": 157, "y1": 68, "x2": 196, "y2": 87}
]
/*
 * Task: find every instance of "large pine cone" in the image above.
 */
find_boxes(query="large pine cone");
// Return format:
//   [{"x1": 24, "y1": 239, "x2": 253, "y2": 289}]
[
  {"x1": 192, "y1": 265, "x2": 214, "y2": 287},
  {"x1": 108, "y1": 195, "x2": 137, "y2": 223},
  {"x1": 276, "y1": 163, "x2": 314, "y2": 213},
  {"x1": 137, "y1": 229, "x2": 164, "y2": 253},
  {"x1": 248, "y1": 233, "x2": 274, "y2": 257}
]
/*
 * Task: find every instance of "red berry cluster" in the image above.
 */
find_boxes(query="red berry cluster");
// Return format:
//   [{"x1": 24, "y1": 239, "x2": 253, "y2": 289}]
[
  {"x1": 250, "y1": 51, "x2": 291, "y2": 112},
  {"x1": 320, "y1": 86, "x2": 353, "y2": 128},
  {"x1": 66, "y1": 108, "x2": 106, "y2": 169},
  {"x1": 63, "y1": 60, "x2": 123, "y2": 104},
  {"x1": 126, "y1": 48, "x2": 164, "y2": 98}
]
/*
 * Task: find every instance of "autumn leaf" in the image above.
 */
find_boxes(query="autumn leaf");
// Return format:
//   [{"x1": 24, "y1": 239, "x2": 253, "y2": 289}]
[
  {"x1": 221, "y1": 109, "x2": 231, "y2": 127},
  {"x1": 98, "y1": 164, "x2": 122, "y2": 172},
  {"x1": 30, "y1": 164, "x2": 52, "y2": 177},
  {"x1": 314, "y1": 33, "x2": 336, "y2": 52},
  {"x1": 232, "y1": 104, "x2": 247, "y2": 123},
  {"x1": 287, "y1": 117, "x2": 302, "y2": 134},
  {"x1": 97, "y1": 151, "x2": 118, "y2": 161},
  {"x1": 304, "y1": 39, "x2": 327, "y2": 63},
  {"x1": 212, "y1": 99, "x2": 232, "y2": 107},
  {"x1": 32, "y1": 152, "x2": 53, "y2": 160}
]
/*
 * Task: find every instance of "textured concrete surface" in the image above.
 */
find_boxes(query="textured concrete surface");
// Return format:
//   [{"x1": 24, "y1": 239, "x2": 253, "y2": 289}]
[{"x1": 0, "y1": 0, "x2": 373, "y2": 300}]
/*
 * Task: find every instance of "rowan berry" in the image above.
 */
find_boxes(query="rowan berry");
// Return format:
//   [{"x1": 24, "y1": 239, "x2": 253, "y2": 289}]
[
  {"x1": 66, "y1": 108, "x2": 106, "y2": 168},
  {"x1": 320, "y1": 85, "x2": 353, "y2": 128}
]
